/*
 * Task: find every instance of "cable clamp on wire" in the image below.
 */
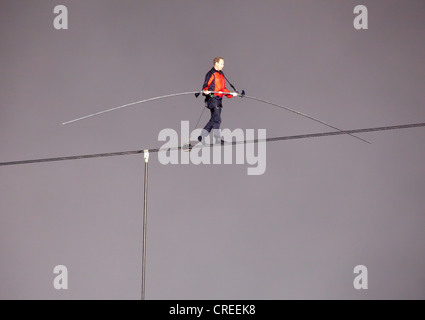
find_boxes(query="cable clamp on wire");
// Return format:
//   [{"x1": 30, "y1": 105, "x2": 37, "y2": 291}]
[{"x1": 144, "y1": 150, "x2": 149, "y2": 163}]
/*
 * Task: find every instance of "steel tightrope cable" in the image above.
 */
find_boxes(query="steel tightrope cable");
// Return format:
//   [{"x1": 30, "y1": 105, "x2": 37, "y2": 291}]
[{"x1": 1, "y1": 122, "x2": 424, "y2": 167}]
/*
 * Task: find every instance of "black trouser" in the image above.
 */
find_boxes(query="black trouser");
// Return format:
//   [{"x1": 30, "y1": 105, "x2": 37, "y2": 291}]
[{"x1": 203, "y1": 97, "x2": 222, "y2": 138}]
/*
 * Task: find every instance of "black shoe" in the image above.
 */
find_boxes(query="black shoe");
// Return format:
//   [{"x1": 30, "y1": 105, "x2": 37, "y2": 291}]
[
  {"x1": 215, "y1": 137, "x2": 225, "y2": 145},
  {"x1": 198, "y1": 135, "x2": 206, "y2": 145}
]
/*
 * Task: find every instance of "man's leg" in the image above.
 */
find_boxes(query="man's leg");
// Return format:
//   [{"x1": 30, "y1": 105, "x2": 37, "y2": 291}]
[
  {"x1": 198, "y1": 108, "x2": 214, "y2": 144},
  {"x1": 202, "y1": 108, "x2": 215, "y2": 133},
  {"x1": 199, "y1": 99, "x2": 220, "y2": 144},
  {"x1": 211, "y1": 106, "x2": 223, "y2": 144}
]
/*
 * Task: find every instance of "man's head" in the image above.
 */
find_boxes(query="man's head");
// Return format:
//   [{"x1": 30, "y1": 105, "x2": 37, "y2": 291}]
[{"x1": 213, "y1": 57, "x2": 224, "y2": 71}]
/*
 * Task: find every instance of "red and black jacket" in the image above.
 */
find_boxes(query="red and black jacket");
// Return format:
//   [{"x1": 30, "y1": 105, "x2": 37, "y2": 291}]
[{"x1": 202, "y1": 68, "x2": 233, "y2": 99}]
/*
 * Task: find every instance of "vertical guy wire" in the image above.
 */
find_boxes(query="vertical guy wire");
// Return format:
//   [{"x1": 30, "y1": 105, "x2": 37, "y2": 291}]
[{"x1": 141, "y1": 150, "x2": 149, "y2": 300}]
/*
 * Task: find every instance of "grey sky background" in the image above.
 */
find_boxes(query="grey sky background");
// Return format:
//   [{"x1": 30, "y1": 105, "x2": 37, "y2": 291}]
[{"x1": 1, "y1": 0, "x2": 425, "y2": 299}]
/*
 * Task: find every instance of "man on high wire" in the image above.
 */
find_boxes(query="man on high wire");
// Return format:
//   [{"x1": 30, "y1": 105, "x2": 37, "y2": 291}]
[{"x1": 198, "y1": 57, "x2": 238, "y2": 145}]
